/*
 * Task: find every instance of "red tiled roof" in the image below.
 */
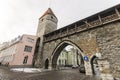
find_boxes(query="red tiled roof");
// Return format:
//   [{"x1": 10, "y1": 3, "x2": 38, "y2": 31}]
[{"x1": 40, "y1": 8, "x2": 57, "y2": 19}]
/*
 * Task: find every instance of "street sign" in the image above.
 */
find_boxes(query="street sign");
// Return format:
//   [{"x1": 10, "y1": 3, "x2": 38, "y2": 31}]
[{"x1": 84, "y1": 56, "x2": 89, "y2": 61}]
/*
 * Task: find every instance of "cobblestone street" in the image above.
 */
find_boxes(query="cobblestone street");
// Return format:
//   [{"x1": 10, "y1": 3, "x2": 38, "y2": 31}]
[{"x1": 0, "y1": 66, "x2": 100, "y2": 80}]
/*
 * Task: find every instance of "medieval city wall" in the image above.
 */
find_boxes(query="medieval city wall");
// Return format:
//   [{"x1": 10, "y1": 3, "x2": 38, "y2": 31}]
[{"x1": 42, "y1": 21, "x2": 120, "y2": 78}]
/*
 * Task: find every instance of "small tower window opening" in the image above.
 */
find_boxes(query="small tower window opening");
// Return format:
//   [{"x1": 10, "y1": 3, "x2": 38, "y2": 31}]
[
  {"x1": 51, "y1": 16, "x2": 53, "y2": 19},
  {"x1": 41, "y1": 19, "x2": 44, "y2": 21}
]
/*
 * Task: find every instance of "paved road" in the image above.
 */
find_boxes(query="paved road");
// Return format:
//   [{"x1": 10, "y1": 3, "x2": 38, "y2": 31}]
[{"x1": 0, "y1": 66, "x2": 100, "y2": 80}]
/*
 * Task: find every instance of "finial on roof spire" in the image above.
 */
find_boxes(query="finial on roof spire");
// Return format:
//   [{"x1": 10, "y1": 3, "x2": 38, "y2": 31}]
[{"x1": 48, "y1": 0, "x2": 51, "y2": 8}]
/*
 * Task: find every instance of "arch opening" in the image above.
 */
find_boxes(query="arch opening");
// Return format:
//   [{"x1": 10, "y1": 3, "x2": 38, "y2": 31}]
[
  {"x1": 91, "y1": 56, "x2": 100, "y2": 76},
  {"x1": 45, "y1": 59, "x2": 49, "y2": 69},
  {"x1": 51, "y1": 41, "x2": 84, "y2": 70}
]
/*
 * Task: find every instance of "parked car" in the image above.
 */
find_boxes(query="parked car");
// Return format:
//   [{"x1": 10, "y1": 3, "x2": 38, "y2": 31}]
[
  {"x1": 79, "y1": 64, "x2": 85, "y2": 73},
  {"x1": 72, "y1": 65, "x2": 78, "y2": 69}
]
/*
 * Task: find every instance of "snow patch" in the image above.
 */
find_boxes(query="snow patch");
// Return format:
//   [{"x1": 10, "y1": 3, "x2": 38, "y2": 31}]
[{"x1": 11, "y1": 68, "x2": 41, "y2": 73}]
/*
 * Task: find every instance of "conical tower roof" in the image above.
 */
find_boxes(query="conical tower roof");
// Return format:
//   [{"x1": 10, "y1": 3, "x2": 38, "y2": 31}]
[{"x1": 40, "y1": 8, "x2": 57, "y2": 19}]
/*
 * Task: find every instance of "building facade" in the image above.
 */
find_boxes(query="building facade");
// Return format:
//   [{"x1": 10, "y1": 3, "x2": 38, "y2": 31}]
[
  {"x1": 0, "y1": 34, "x2": 38, "y2": 67},
  {"x1": 57, "y1": 47, "x2": 81, "y2": 69}
]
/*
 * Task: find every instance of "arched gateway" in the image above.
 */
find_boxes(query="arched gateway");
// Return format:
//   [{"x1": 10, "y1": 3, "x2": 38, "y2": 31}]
[
  {"x1": 42, "y1": 37, "x2": 99, "y2": 75},
  {"x1": 35, "y1": 5, "x2": 120, "y2": 77},
  {"x1": 51, "y1": 41, "x2": 84, "y2": 69}
]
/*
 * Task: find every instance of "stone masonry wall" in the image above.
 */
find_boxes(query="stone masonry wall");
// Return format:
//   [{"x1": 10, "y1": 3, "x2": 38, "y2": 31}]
[
  {"x1": 96, "y1": 21, "x2": 120, "y2": 78},
  {"x1": 42, "y1": 21, "x2": 120, "y2": 78}
]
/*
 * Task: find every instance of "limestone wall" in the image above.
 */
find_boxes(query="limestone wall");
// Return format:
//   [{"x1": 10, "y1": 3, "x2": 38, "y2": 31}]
[
  {"x1": 96, "y1": 21, "x2": 120, "y2": 78},
  {"x1": 42, "y1": 21, "x2": 120, "y2": 78}
]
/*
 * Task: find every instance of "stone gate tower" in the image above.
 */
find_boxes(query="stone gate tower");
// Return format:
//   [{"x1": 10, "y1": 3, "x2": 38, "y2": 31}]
[{"x1": 36, "y1": 8, "x2": 58, "y2": 67}]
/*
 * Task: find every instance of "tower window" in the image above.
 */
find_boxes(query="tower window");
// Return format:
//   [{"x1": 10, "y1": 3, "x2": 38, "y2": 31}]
[
  {"x1": 51, "y1": 16, "x2": 53, "y2": 19},
  {"x1": 41, "y1": 19, "x2": 44, "y2": 21}
]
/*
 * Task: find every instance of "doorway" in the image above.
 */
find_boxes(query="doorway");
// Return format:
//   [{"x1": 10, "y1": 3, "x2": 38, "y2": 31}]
[
  {"x1": 45, "y1": 59, "x2": 49, "y2": 69},
  {"x1": 91, "y1": 56, "x2": 100, "y2": 75}
]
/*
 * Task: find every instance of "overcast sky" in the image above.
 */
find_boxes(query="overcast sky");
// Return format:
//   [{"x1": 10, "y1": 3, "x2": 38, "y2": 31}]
[{"x1": 0, "y1": 0, "x2": 120, "y2": 43}]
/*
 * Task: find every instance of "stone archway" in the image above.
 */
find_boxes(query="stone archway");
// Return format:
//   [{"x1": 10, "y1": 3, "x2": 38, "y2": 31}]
[
  {"x1": 51, "y1": 40, "x2": 84, "y2": 69},
  {"x1": 45, "y1": 59, "x2": 49, "y2": 69}
]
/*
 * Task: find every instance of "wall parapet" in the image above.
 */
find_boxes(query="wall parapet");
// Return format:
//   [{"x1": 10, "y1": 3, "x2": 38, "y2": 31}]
[{"x1": 43, "y1": 4, "x2": 120, "y2": 43}]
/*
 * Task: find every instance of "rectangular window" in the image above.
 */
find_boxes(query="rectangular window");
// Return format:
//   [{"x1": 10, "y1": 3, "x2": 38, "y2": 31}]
[
  {"x1": 24, "y1": 46, "x2": 32, "y2": 52},
  {"x1": 26, "y1": 37, "x2": 34, "y2": 43}
]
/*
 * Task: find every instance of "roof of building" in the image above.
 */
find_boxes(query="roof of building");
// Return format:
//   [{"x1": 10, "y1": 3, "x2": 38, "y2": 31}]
[{"x1": 40, "y1": 8, "x2": 57, "y2": 19}]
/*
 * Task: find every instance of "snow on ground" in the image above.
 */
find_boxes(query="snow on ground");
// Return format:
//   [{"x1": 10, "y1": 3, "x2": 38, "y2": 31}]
[{"x1": 11, "y1": 68, "x2": 42, "y2": 73}]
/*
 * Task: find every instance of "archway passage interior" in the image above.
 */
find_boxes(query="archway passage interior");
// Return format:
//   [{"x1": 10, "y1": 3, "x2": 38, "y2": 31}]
[{"x1": 51, "y1": 41, "x2": 84, "y2": 69}]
